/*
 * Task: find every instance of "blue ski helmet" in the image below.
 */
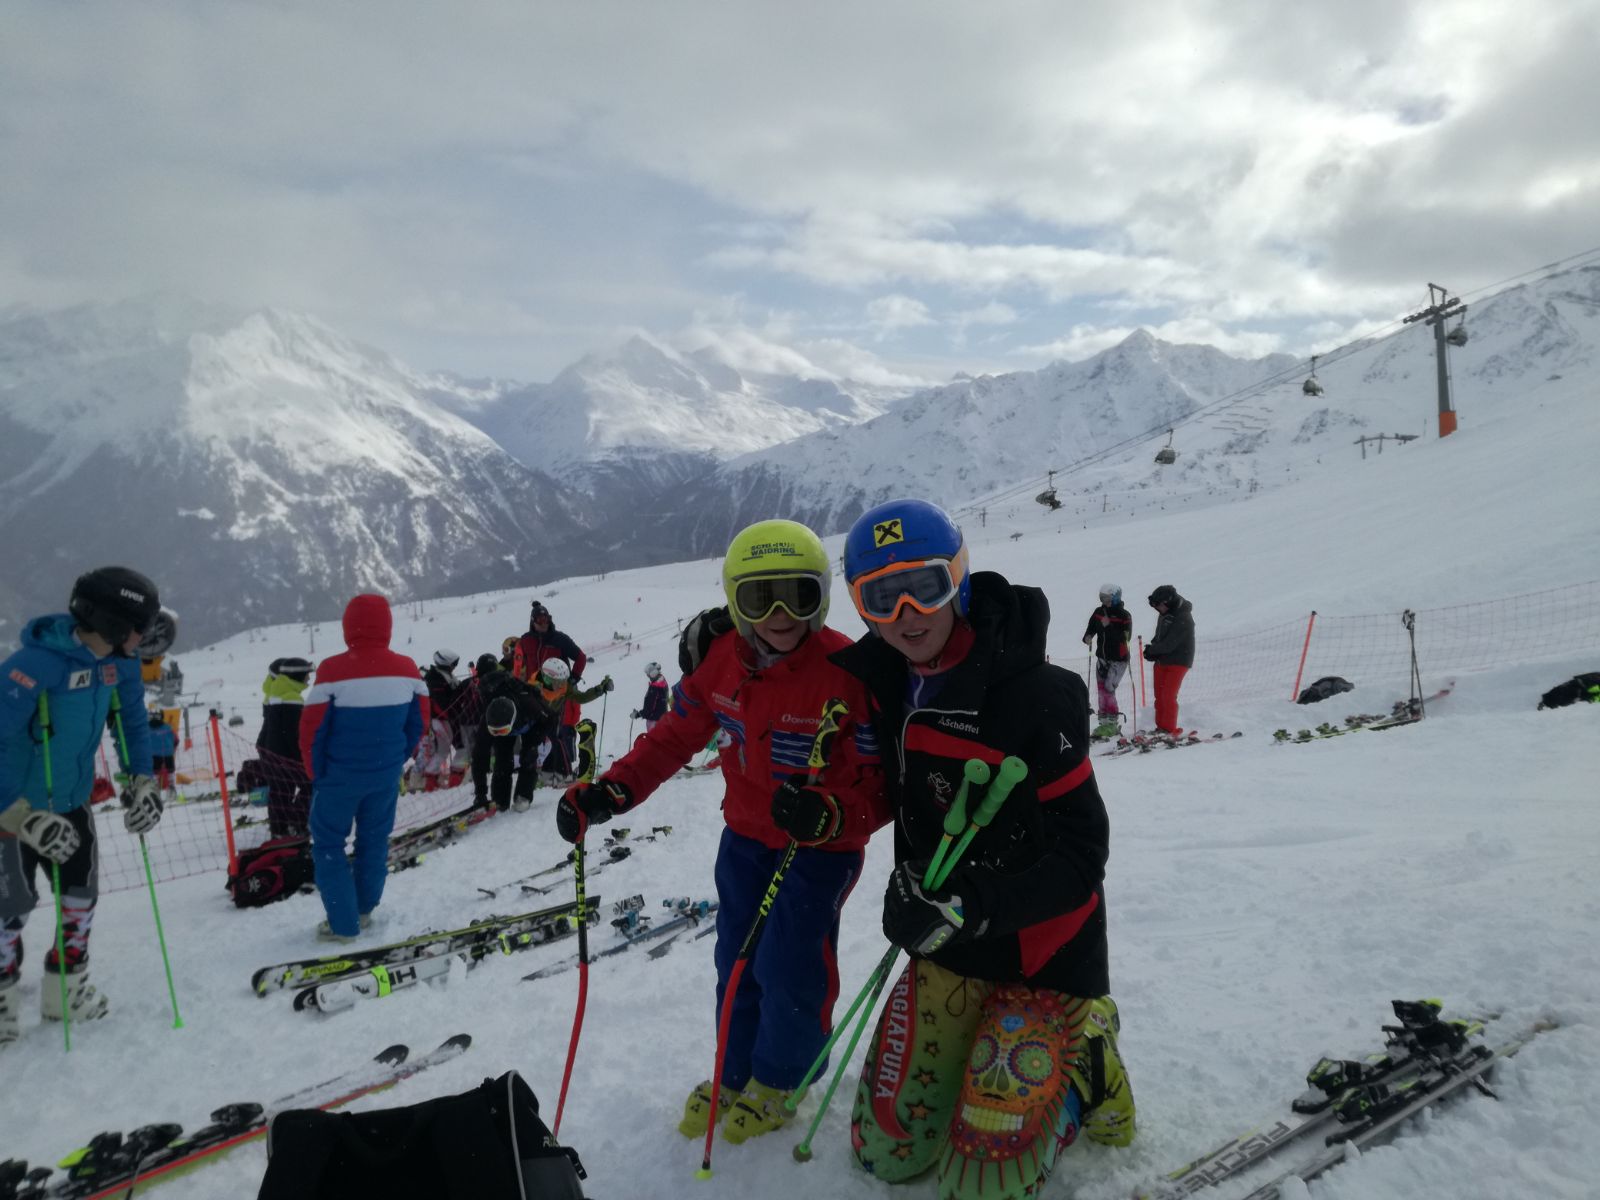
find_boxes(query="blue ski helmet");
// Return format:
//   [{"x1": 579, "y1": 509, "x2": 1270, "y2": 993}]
[{"x1": 843, "y1": 499, "x2": 971, "y2": 619}]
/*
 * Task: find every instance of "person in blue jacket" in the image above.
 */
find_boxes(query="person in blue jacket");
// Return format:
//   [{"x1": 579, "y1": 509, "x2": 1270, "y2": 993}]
[
  {"x1": 0, "y1": 567, "x2": 167, "y2": 1045},
  {"x1": 147, "y1": 713, "x2": 178, "y2": 790}
]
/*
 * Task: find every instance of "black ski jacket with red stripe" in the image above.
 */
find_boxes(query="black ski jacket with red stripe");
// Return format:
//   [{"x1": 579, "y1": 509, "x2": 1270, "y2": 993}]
[{"x1": 831, "y1": 571, "x2": 1110, "y2": 997}]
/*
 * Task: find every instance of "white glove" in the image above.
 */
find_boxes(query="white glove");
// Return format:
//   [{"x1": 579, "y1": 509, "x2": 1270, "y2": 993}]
[
  {"x1": 20, "y1": 810, "x2": 81, "y2": 864},
  {"x1": 121, "y1": 775, "x2": 164, "y2": 835}
]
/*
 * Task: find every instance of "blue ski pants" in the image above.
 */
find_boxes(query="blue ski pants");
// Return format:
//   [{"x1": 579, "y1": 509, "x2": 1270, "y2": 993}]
[
  {"x1": 308, "y1": 768, "x2": 402, "y2": 936},
  {"x1": 711, "y1": 827, "x2": 862, "y2": 1091}
]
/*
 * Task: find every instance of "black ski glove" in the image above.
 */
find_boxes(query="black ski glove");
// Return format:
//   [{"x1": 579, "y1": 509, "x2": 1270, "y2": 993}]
[
  {"x1": 770, "y1": 780, "x2": 843, "y2": 845},
  {"x1": 1143, "y1": 645, "x2": 1156, "y2": 661},
  {"x1": 678, "y1": 606, "x2": 734, "y2": 676},
  {"x1": 629, "y1": 709, "x2": 642, "y2": 720},
  {"x1": 555, "y1": 779, "x2": 633, "y2": 844},
  {"x1": 601, "y1": 676, "x2": 615, "y2": 693},
  {"x1": 882, "y1": 860, "x2": 983, "y2": 956}
]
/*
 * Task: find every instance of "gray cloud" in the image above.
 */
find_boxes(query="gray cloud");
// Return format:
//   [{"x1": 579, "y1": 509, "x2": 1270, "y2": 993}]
[{"x1": 3, "y1": 0, "x2": 1595, "y2": 378}]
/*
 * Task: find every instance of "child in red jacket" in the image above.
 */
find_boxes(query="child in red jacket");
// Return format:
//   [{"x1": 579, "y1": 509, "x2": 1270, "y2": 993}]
[{"x1": 557, "y1": 519, "x2": 888, "y2": 1146}]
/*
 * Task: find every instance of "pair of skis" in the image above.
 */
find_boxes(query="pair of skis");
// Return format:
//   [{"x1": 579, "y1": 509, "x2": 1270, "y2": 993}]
[
  {"x1": 250, "y1": 896, "x2": 597, "y2": 996},
  {"x1": 522, "y1": 897, "x2": 718, "y2": 982},
  {"x1": 1137, "y1": 999, "x2": 1554, "y2": 1199},
  {"x1": 386, "y1": 803, "x2": 493, "y2": 872},
  {"x1": 1102, "y1": 731, "x2": 1242, "y2": 756},
  {"x1": 0, "y1": 1035, "x2": 471, "y2": 1200}
]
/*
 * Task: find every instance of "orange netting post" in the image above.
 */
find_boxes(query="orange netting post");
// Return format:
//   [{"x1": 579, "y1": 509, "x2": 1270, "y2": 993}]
[
  {"x1": 209, "y1": 714, "x2": 239, "y2": 878},
  {"x1": 1290, "y1": 611, "x2": 1318, "y2": 702}
]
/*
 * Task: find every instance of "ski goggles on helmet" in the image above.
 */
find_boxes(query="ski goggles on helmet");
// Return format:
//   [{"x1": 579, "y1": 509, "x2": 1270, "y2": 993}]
[
  {"x1": 850, "y1": 558, "x2": 962, "y2": 624},
  {"x1": 731, "y1": 573, "x2": 824, "y2": 626}
]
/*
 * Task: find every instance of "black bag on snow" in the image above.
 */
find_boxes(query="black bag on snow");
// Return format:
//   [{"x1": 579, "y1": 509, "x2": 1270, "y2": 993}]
[
  {"x1": 1296, "y1": 675, "x2": 1355, "y2": 704},
  {"x1": 226, "y1": 836, "x2": 315, "y2": 908},
  {"x1": 1538, "y1": 671, "x2": 1600, "y2": 710},
  {"x1": 257, "y1": 1071, "x2": 586, "y2": 1199}
]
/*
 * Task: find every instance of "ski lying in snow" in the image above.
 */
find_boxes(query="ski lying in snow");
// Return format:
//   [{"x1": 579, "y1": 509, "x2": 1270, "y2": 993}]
[
  {"x1": 388, "y1": 804, "x2": 493, "y2": 872},
  {"x1": 293, "y1": 904, "x2": 601, "y2": 1013},
  {"x1": 522, "y1": 898, "x2": 717, "y2": 982},
  {"x1": 1102, "y1": 731, "x2": 1242, "y2": 756},
  {"x1": 250, "y1": 897, "x2": 595, "y2": 996},
  {"x1": 0, "y1": 1035, "x2": 471, "y2": 1200},
  {"x1": 1136, "y1": 1001, "x2": 1550, "y2": 1199}
]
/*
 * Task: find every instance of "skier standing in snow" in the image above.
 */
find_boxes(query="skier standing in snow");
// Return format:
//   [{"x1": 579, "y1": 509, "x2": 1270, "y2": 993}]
[
  {"x1": 483, "y1": 659, "x2": 611, "y2": 810},
  {"x1": 830, "y1": 500, "x2": 1135, "y2": 1200},
  {"x1": 630, "y1": 661, "x2": 669, "y2": 734},
  {"x1": 507, "y1": 601, "x2": 587, "y2": 778},
  {"x1": 298, "y1": 595, "x2": 428, "y2": 941},
  {"x1": 464, "y1": 653, "x2": 499, "y2": 809},
  {"x1": 1082, "y1": 583, "x2": 1132, "y2": 736},
  {"x1": 558, "y1": 519, "x2": 888, "y2": 1145},
  {"x1": 0, "y1": 567, "x2": 166, "y2": 1042},
  {"x1": 147, "y1": 713, "x2": 178, "y2": 791},
  {"x1": 1143, "y1": 584, "x2": 1194, "y2": 736},
  {"x1": 255, "y1": 655, "x2": 314, "y2": 836}
]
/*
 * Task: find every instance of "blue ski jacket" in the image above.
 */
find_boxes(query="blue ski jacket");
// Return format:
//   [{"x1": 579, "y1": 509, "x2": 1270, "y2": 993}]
[{"x1": 0, "y1": 613, "x2": 152, "y2": 814}]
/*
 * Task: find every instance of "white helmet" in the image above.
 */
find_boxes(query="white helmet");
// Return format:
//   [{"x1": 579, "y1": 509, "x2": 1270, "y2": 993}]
[
  {"x1": 645, "y1": 661, "x2": 663, "y2": 679},
  {"x1": 539, "y1": 658, "x2": 571, "y2": 685},
  {"x1": 433, "y1": 649, "x2": 460, "y2": 672},
  {"x1": 1098, "y1": 584, "x2": 1122, "y2": 606}
]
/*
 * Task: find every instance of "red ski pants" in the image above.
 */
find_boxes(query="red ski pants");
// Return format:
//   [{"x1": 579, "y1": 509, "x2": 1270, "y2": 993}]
[{"x1": 1153, "y1": 663, "x2": 1188, "y2": 734}]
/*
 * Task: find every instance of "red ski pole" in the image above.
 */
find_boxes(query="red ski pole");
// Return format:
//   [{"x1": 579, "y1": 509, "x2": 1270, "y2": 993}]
[
  {"x1": 696, "y1": 697, "x2": 849, "y2": 1180},
  {"x1": 552, "y1": 718, "x2": 600, "y2": 1137}
]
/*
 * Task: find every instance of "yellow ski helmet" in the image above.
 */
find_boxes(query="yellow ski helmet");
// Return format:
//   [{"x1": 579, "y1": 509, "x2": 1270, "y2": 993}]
[{"x1": 721, "y1": 519, "x2": 831, "y2": 639}]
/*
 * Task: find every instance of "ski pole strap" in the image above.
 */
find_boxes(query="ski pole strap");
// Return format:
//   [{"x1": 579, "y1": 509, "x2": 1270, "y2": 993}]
[
  {"x1": 933, "y1": 755, "x2": 1027, "y2": 892},
  {"x1": 925, "y1": 758, "x2": 990, "y2": 889}
]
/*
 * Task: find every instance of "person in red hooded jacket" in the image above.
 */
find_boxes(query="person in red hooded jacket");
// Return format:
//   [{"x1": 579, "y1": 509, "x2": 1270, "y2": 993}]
[
  {"x1": 556, "y1": 519, "x2": 888, "y2": 1147},
  {"x1": 299, "y1": 595, "x2": 428, "y2": 942}
]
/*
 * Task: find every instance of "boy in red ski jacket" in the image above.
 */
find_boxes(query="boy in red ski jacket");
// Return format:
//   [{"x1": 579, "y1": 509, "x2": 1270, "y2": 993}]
[{"x1": 556, "y1": 520, "x2": 888, "y2": 1146}]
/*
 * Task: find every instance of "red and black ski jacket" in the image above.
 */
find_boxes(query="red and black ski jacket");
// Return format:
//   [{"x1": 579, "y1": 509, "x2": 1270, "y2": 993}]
[
  {"x1": 831, "y1": 571, "x2": 1110, "y2": 998},
  {"x1": 1082, "y1": 603, "x2": 1132, "y2": 663}
]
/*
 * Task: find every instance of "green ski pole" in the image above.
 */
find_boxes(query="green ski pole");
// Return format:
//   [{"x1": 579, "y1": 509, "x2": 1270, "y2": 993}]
[
  {"x1": 933, "y1": 756, "x2": 1027, "y2": 892},
  {"x1": 110, "y1": 694, "x2": 184, "y2": 1029}
]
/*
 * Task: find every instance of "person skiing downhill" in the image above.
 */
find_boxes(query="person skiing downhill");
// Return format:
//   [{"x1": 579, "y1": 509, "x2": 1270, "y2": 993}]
[
  {"x1": 1143, "y1": 585, "x2": 1194, "y2": 736},
  {"x1": 831, "y1": 500, "x2": 1135, "y2": 1200},
  {"x1": 631, "y1": 661, "x2": 669, "y2": 733},
  {"x1": 0, "y1": 567, "x2": 166, "y2": 1044},
  {"x1": 1082, "y1": 583, "x2": 1132, "y2": 736},
  {"x1": 557, "y1": 519, "x2": 889, "y2": 1146}
]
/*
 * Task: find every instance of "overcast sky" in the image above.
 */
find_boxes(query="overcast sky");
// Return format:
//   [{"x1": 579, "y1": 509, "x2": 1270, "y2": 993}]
[{"x1": 4, "y1": 1, "x2": 1597, "y2": 385}]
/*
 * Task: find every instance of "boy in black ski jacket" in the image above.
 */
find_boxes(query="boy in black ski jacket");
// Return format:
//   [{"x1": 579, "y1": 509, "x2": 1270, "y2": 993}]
[{"x1": 832, "y1": 498, "x2": 1134, "y2": 1200}]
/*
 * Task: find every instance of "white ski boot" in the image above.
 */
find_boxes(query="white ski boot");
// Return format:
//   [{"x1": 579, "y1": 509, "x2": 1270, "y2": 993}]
[{"x1": 41, "y1": 965, "x2": 110, "y2": 1022}]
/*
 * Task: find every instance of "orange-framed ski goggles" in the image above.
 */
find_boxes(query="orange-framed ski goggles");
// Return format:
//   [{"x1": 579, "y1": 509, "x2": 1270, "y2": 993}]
[{"x1": 849, "y1": 557, "x2": 963, "y2": 624}]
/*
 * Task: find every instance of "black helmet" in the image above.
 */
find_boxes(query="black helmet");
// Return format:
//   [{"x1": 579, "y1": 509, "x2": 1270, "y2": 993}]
[
  {"x1": 270, "y1": 656, "x2": 315, "y2": 682},
  {"x1": 485, "y1": 696, "x2": 518, "y2": 737},
  {"x1": 475, "y1": 652, "x2": 500, "y2": 676},
  {"x1": 69, "y1": 567, "x2": 161, "y2": 655},
  {"x1": 1148, "y1": 584, "x2": 1178, "y2": 608}
]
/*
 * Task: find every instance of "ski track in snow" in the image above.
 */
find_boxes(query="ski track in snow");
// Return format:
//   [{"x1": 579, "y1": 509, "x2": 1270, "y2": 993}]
[{"x1": 3, "y1": 376, "x2": 1599, "y2": 1199}]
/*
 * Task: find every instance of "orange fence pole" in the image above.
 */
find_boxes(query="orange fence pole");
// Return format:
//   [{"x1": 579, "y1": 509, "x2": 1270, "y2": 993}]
[
  {"x1": 1290, "y1": 611, "x2": 1318, "y2": 702},
  {"x1": 210, "y1": 714, "x2": 239, "y2": 877}
]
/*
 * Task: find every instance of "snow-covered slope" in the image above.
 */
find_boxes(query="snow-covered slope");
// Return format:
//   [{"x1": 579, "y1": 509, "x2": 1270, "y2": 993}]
[{"x1": 0, "y1": 300, "x2": 584, "y2": 644}]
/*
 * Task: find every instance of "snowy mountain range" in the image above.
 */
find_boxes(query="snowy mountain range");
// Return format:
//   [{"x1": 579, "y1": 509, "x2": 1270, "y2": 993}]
[{"x1": 2, "y1": 264, "x2": 1595, "y2": 646}]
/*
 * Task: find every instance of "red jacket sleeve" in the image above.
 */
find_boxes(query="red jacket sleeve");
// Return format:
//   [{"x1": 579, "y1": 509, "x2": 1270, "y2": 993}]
[{"x1": 601, "y1": 665, "x2": 719, "y2": 806}]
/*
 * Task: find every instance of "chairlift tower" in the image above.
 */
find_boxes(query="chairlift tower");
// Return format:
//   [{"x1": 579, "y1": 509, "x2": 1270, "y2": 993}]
[{"x1": 1402, "y1": 284, "x2": 1467, "y2": 438}]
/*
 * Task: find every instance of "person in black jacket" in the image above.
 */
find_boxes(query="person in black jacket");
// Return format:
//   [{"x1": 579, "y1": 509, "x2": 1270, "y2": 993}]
[
  {"x1": 833, "y1": 498, "x2": 1134, "y2": 1198},
  {"x1": 1082, "y1": 583, "x2": 1132, "y2": 732},
  {"x1": 1143, "y1": 584, "x2": 1194, "y2": 735},
  {"x1": 255, "y1": 656, "x2": 313, "y2": 836}
]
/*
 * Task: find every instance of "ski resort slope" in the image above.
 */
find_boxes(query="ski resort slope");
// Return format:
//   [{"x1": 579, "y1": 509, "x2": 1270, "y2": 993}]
[{"x1": 3, "y1": 373, "x2": 1597, "y2": 1200}]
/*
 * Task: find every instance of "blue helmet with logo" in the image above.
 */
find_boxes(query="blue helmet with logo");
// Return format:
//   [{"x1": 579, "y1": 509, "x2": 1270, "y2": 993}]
[{"x1": 843, "y1": 499, "x2": 971, "y2": 621}]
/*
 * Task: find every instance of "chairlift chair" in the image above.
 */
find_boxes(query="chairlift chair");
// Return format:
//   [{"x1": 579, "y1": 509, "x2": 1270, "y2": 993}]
[
  {"x1": 1302, "y1": 354, "x2": 1325, "y2": 397},
  {"x1": 1445, "y1": 315, "x2": 1469, "y2": 347},
  {"x1": 1034, "y1": 487, "x2": 1062, "y2": 511},
  {"x1": 1154, "y1": 429, "x2": 1177, "y2": 465}
]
